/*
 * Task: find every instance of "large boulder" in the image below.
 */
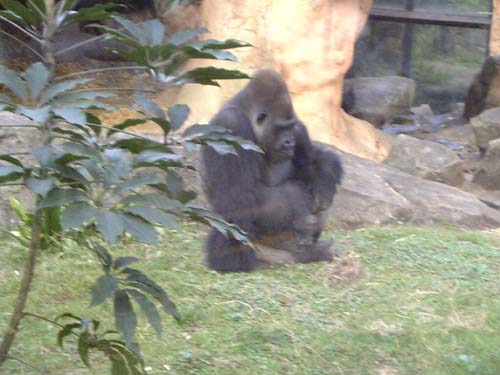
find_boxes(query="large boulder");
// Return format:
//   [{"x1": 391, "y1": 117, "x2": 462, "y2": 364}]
[
  {"x1": 156, "y1": 0, "x2": 391, "y2": 162},
  {"x1": 473, "y1": 138, "x2": 500, "y2": 190},
  {"x1": 328, "y1": 147, "x2": 500, "y2": 229},
  {"x1": 383, "y1": 134, "x2": 464, "y2": 187},
  {"x1": 464, "y1": 55, "x2": 500, "y2": 120},
  {"x1": 470, "y1": 107, "x2": 500, "y2": 153},
  {"x1": 343, "y1": 76, "x2": 416, "y2": 127}
]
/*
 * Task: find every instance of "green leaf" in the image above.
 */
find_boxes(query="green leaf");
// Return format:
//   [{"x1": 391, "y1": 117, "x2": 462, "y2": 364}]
[
  {"x1": 120, "y1": 214, "x2": 157, "y2": 245},
  {"x1": 135, "y1": 150, "x2": 182, "y2": 164},
  {"x1": 52, "y1": 106, "x2": 86, "y2": 125},
  {"x1": 121, "y1": 193, "x2": 183, "y2": 211},
  {"x1": 0, "y1": 165, "x2": 23, "y2": 183},
  {"x1": 57, "y1": 322, "x2": 81, "y2": 348},
  {"x1": 0, "y1": 0, "x2": 39, "y2": 24},
  {"x1": 38, "y1": 188, "x2": 88, "y2": 208},
  {"x1": 41, "y1": 78, "x2": 93, "y2": 104},
  {"x1": 96, "y1": 210, "x2": 124, "y2": 243},
  {"x1": 150, "y1": 117, "x2": 171, "y2": 135},
  {"x1": 15, "y1": 105, "x2": 51, "y2": 123},
  {"x1": 143, "y1": 19, "x2": 164, "y2": 45},
  {"x1": 114, "y1": 257, "x2": 139, "y2": 269},
  {"x1": 123, "y1": 206, "x2": 179, "y2": 230},
  {"x1": 168, "y1": 104, "x2": 190, "y2": 131},
  {"x1": 108, "y1": 118, "x2": 147, "y2": 136},
  {"x1": 176, "y1": 67, "x2": 250, "y2": 86},
  {"x1": 55, "y1": 90, "x2": 114, "y2": 103},
  {"x1": 91, "y1": 275, "x2": 118, "y2": 306},
  {"x1": 61, "y1": 201, "x2": 97, "y2": 230},
  {"x1": 168, "y1": 27, "x2": 208, "y2": 45},
  {"x1": 180, "y1": 46, "x2": 238, "y2": 62},
  {"x1": 62, "y1": 3, "x2": 117, "y2": 26},
  {"x1": 24, "y1": 62, "x2": 49, "y2": 100},
  {"x1": 126, "y1": 289, "x2": 162, "y2": 336},
  {"x1": 114, "y1": 289, "x2": 138, "y2": 353},
  {"x1": 206, "y1": 141, "x2": 238, "y2": 156},
  {"x1": 0, "y1": 62, "x2": 27, "y2": 101},
  {"x1": 114, "y1": 174, "x2": 163, "y2": 193},
  {"x1": 88, "y1": 242, "x2": 113, "y2": 272},
  {"x1": 85, "y1": 112, "x2": 102, "y2": 136},
  {"x1": 25, "y1": 177, "x2": 56, "y2": 197},
  {"x1": 110, "y1": 356, "x2": 129, "y2": 375},
  {"x1": 32, "y1": 145, "x2": 53, "y2": 166},
  {"x1": 113, "y1": 16, "x2": 146, "y2": 43},
  {"x1": 182, "y1": 124, "x2": 229, "y2": 137},
  {"x1": 124, "y1": 274, "x2": 179, "y2": 320},
  {"x1": 111, "y1": 138, "x2": 165, "y2": 154},
  {"x1": 78, "y1": 333, "x2": 91, "y2": 368},
  {"x1": 134, "y1": 94, "x2": 164, "y2": 119},
  {"x1": 192, "y1": 38, "x2": 252, "y2": 50}
]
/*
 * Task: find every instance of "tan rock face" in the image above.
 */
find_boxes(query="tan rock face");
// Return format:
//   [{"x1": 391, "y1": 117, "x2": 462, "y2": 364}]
[
  {"x1": 491, "y1": 0, "x2": 500, "y2": 55},
  {"x1": 157, "y1": 0, "x2": 389, "y2": 161}
]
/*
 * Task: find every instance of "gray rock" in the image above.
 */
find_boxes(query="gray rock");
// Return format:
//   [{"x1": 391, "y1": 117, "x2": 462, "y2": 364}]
[
  {"x1": 383, "y1": 134, "x2": 464, "y2": 187},
  {"x1": 470, "y1": 107, "x2": 500, "y2": 152},
  {"x1": 343, "y1": 76, "x2": 416, "y2": 127},
  {"x1": 411, "y1": 104, "x2": 434, "y2": 118},
  {"x1": 473, "y1": 138, "x2": 500, "y2": 190},
  {"x1": 328, "y1": 148, "x2": 500, "y2": 229}
]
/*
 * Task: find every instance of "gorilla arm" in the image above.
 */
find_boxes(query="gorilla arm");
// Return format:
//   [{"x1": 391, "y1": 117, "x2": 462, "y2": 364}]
[{"x1": 292, "y1": 121, "x2": 344, "y2": 213}]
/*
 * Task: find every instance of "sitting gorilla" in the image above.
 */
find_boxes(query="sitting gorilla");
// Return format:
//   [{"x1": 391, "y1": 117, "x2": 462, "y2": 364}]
[{"x1": 200, "y1": 69, "x2": 343, "y2": 272}]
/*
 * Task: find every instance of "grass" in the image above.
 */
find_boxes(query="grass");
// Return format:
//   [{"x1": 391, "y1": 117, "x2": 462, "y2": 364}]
[{"x1": 1, "y1": 225, "x2": 499, "y2": 375}]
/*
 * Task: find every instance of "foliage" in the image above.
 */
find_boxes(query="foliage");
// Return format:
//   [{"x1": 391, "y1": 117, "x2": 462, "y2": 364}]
[{"x1": 0, "y1": 0, "x2": 253, "y2": 372}]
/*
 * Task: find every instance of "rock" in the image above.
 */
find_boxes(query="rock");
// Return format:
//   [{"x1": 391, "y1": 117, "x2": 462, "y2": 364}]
[
  {"x1": 383, "y1": 134, "x2": 464, "y2": 187},
  {"x1": 464, "y1": 55, "x2": 500, "y2": 119},
  {"x1": 327, "y1": 147, "x2": 500, "y2": 229},
  {"x1": 473, "y1": 138, "x2": 500, "y2": 190},
  {"x1": 411, "y1": 104, "x2": 434, "y2": 118},
  {"x1": 470, "y1": 107, "x2": 500, "y2": 152},
  {"x1": 343, "y1": 76, "x2": 416, "y2": 127}
]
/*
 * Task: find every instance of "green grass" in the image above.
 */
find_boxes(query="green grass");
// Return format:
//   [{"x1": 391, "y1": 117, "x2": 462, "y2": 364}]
[{"x1": 1, "y1": 225, "x2": 500, "y2": 375}]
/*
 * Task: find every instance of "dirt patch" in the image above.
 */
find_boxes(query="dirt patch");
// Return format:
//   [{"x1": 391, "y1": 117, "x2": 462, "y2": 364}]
[{"x1": 315, "y1": 252, "x2": 364, "y2": 287}]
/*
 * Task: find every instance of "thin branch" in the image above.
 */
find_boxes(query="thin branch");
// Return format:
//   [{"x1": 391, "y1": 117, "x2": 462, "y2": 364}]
[
  {"x1": 0, "y1": 29, "x2": 45, "y2": 61},
  {"x1": 83, "y1": 122, "x2": 151, "y2": 140},
  {"x1": 0, "y1": 125, "x2": 40, "y2": 128},
  {"x1": 5, "y1": 355, "x2": 43, "y2": 374},
  {"x1": 0, "y1": 207, "x2": 43, "y2": 366},
  {"x1": 54, "y1": 33, "x2": 108, "y2": 56},
  {"x1": 0, "y1": 183, "x2": 25, "y2": 187},
  {"x1": 22, "y1": 312, "x2": 67, "y2": 330},
  {"x1": 0, "y1": 16, "x2": 42, "y2": 43},
  {"x1": 55, "y1": 65, "x2": 149, "y2": 81},
  {"x1": 5, "y1": 152, "x2": 30, "y2": 156}
]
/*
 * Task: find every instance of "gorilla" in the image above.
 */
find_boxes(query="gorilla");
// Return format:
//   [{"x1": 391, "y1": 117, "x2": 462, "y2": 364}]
[{"x1": 200, "y1": 69, "x2": 343, "y2": 272}]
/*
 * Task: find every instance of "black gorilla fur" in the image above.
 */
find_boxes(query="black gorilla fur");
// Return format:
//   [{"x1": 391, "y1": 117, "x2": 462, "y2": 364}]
[{"x1": 201, "y1": 69, "x2": 343, "y2": 272}]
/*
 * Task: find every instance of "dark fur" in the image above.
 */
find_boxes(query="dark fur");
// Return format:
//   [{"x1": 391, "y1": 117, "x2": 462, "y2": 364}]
[{"x1": 201, "y1": 70, "x2": 343, "y2": 272}]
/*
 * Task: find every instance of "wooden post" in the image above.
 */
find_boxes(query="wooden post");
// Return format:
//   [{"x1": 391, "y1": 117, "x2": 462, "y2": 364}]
[{"x1": 401, "y1": 0, "x2": 414, "y2": 77}]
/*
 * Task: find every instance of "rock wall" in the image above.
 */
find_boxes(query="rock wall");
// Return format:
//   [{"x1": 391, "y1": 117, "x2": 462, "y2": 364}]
[
  {"x1": 158, "y1": 0, "x2": 390, "y2": 161},
  {"x1": 491, "y1": 0, "x2": 500, "y2": 55}
]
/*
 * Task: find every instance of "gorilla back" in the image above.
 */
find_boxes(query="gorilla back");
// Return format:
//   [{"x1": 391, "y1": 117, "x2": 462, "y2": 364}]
[{"x1": 200, "y1": 69, "x2": 343, "y2": 272}]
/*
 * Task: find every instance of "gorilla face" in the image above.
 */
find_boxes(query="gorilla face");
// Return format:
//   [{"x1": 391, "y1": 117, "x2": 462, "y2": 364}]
[{"x1": 249, "y1": 92, "x2": 298, "y2": 162}]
